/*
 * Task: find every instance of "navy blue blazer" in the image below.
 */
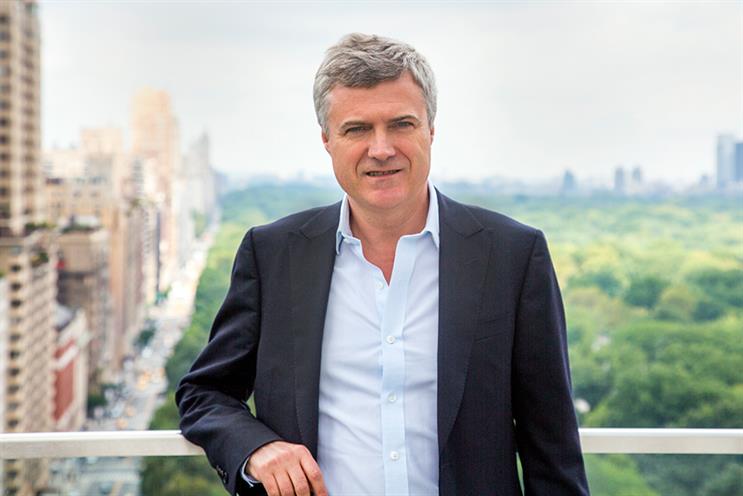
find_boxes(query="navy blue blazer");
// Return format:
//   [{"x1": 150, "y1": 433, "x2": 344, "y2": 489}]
[{"x1": 176, "y1": 191, "x2": 590, "y2": 495}]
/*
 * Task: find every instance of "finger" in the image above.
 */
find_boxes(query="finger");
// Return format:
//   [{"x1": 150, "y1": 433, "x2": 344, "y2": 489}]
[
  {"x1": 275, "y1": 470, "x2": 296, "y2": 496},
  {"x1": 300, "y1": 455, "x2": 328, "y2": 496},
  {"x1": 262, "y1": 473, "x2": 280, "y2": 496},
  {"x1": 287, "y1": 465, "x2": 311, "y2": 496}
]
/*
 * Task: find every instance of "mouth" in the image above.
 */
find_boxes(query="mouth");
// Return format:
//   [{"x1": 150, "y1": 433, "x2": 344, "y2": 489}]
[{"x1": 366, "y1": 169, "x2": 401, "y2": 177}]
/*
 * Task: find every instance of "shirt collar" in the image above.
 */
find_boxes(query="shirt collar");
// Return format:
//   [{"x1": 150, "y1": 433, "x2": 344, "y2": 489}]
[{"x1": 335, "y1": 181, "x2": 440, "y2": 254}]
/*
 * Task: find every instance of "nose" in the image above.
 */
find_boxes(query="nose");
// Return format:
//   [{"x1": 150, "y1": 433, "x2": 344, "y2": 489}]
[{"x1": 367, "y1": 130, "x2": 395, "y2": 162}]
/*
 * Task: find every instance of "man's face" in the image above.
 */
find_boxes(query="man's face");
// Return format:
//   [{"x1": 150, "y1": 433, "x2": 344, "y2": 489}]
[{"x1": 322, "y1": 72, "x2": 434, "y2": 216}]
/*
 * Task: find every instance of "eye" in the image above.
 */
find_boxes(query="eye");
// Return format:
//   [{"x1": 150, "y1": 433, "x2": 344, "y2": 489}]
[
  {"x1": 391, "y1": 121, "x2": 414, "y2": 129},
  {"x1": 344, "y1": 125, "x2": 369, "y2": 135}
]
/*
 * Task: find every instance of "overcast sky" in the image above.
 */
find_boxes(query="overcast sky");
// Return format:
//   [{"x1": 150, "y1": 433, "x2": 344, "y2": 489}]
[{"x1": 42, "y1": 1, "x2": 742, "y2": 185}]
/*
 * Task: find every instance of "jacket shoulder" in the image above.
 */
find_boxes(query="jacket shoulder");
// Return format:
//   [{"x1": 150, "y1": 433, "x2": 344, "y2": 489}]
[
  {"x1": 250, "y1": 202, "x2": 341, "y2": 241},
  {"x1": 439, "y1": 192, "x2": 540, "y2": 241},
  {"x1": 469, "y1": 204, "x2": 539, "y2": 237}
]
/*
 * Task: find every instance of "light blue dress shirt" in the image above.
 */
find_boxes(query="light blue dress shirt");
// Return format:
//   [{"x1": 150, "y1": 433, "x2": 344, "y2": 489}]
[
  {"x1": 243, "y1": 183, "x2": 440, "y2": 495},
  {"x1": 317, "y1": 182, "x2": 440, "y2": 496}
]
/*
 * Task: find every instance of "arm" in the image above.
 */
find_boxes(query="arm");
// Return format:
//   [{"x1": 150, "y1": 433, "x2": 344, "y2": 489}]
[
  {"x1": 176, "y1": 229, "x2": 282, "y2": 495},
  {"x1": 512, "y1": 231, "x2": 590, "y2": 495}
]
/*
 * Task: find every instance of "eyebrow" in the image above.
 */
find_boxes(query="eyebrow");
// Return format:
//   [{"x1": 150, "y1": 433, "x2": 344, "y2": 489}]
[
  {"x1": 389, "y1": 115, "x2": 421, "y2": 124},
  {"x1": 339, "y1": 115, "x2": 421, "y2": 132}
]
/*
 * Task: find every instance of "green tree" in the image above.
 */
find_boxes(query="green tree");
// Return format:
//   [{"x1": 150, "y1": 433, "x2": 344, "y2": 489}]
[
  {"x1": 584, "y1": 455, "x2": 658, "y2": 496},
  {"x1": 624, "y1": 275, "x2": 667, "y2": 309},
  {"x1": 689, "y1": 268, "x2": 743, "y2": 309},
  {"x1": 654, "y1": 285, "x2": 696, "y2": 321}
]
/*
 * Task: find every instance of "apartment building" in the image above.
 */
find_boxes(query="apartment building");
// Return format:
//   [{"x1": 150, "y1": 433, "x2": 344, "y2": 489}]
[
  {"x1": 45, "y1": 175, "x2": 146, "y2": 376},
  {"x1": 131, "y1": 88, "x2": 180, "y2": 293},
  {"x1": 56, "y1": 225, "x2": 112, "y2": 384},
  {"x1": 0, "y1": 2, "x2": 56, "y2": 494},
  {"x1": 53, "y1": 304, "x2": 89, "y2": 432}
]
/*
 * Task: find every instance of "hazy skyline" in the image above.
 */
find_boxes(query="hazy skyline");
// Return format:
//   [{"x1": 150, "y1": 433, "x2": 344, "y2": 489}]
[{"x1": 43, "y1": 1, "x2": 741, "y2": 184}]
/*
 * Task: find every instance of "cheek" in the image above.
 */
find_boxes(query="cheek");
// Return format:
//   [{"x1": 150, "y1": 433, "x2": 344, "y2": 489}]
[
  {"x1": 332, "y1": 146, "x2": 363, "y2": 173},
  {"x1": 331, "y1": 156, "x2": 355, "y2": 184}
]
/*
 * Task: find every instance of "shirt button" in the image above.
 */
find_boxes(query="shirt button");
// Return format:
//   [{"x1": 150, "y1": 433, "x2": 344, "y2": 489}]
[
  {"x1": 390, "y1": 451, "x2": 400, "y2": 461},
  {"x1": 376, "y1": 280, "x2": 385, "y2": 290},
  {"x1": 385, "y1": 335, "x2": 396, "y2": 344},
  {"x1": 387, "y1": 393, "x2": 397, "y2": 403}
]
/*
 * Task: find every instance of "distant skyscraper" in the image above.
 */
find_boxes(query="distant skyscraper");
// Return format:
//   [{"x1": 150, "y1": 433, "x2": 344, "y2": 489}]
[
  {"x1": 0, "y1": 2, "x2": 57, "y2": 494},
  {"x1": 131, "y1": 88, "x2": 180, "y2": 292},
  {"x1": 735, "y1": 142, "x2": 743, "y2": 183},
  {"x1": 716, "y1": 134, "x2": 737, "y2": 188},
  {"x1": 613, "y1": 166, "x2": 626, "y2": 194},
  {"x1": 631, "y1": 166, "x2": 643, "y2": 185},
  {"x1": 560, "y1": 169, "x2": 577, "y2": 195},
  {"x1": 183, "y1": 132, "x2": 217, "y2": 218},
  {"x1": 79, "y1": 127, "x2": 127, "y2": 198}
]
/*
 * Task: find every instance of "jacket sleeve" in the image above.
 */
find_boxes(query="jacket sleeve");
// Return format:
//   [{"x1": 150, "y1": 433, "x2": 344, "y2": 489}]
[
  {"x1": 176, "y1": 228, "x2": 281, "y2": 496},
  {"x1": 512, "y1": 230, "x2": 590, "y2": 495}
]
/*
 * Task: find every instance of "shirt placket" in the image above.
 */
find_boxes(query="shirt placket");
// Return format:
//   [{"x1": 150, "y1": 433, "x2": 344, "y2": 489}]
[{"x1": 379, "y1": 236, "x2": 419, "y2": 496}]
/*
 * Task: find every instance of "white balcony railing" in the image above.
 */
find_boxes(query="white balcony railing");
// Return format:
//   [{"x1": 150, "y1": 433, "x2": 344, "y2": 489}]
[{"x1": 1, "y1": 429, "x2": 742, "y2": 460}]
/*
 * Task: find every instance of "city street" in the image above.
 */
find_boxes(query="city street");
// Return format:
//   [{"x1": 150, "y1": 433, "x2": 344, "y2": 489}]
[{"x1": 48, "y1": 226, "x2": 216, "y2": 496}]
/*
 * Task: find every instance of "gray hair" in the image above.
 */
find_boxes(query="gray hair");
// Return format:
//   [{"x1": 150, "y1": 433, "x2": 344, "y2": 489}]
[{"x1": 313, "y1": 33, "x2": 437, "y2": 133}]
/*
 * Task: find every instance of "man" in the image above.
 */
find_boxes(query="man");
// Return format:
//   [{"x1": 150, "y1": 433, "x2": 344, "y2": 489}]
[{"x1": 177, "y1": 33, "x2": 589, "y2": 496}]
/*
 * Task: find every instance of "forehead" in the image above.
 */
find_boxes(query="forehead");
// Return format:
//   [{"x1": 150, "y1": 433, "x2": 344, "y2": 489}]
[{"x1": 326, "y1": 72, "x2": 427, "y2": 124}]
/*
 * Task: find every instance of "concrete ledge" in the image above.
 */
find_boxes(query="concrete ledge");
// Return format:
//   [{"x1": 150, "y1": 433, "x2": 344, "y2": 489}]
[{"x1": 1, "y1": 428, "x2": 742, "y2": 460}]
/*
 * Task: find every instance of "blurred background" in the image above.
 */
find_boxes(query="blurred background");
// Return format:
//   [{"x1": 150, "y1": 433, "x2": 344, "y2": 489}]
[{"x1": 0, "y1": 1, "x2": 740, "y2": 495}]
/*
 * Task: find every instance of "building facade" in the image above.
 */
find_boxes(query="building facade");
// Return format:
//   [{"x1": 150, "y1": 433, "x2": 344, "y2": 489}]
[
  {"x1": 56, "y1": 225, "x2": 112, "y2": 384},
  {"x1": 53, "y1": 305, "x2": 89, "y2": 432},
  {"x1": 131, "y1": 88, "x2": 180, "y2": 293},
  {"x1": 716, "y1": 134, "x2": 741, "y2": 189},
  {"x1": 0, "y1": 2, "x2": 56, "y2": 494}
]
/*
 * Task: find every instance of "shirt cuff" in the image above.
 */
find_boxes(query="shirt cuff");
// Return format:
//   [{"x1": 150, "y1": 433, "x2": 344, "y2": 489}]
[{"x1": 241, "y1": 457, "x2": 261, "y2": 486}]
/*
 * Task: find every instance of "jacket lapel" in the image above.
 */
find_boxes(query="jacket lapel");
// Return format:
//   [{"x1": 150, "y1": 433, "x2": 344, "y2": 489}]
[
  {"x1": 437, "y1": 192, "x2": 490, "y2": 453},
  {"x1": 289, "y1": 203, "x2": 340, "y2": 457}
]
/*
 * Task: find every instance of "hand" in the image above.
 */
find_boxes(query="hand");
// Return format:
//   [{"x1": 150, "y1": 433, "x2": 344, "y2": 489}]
[{"x1": 245, "y1": 441, "x2": 328, "y2": 496}]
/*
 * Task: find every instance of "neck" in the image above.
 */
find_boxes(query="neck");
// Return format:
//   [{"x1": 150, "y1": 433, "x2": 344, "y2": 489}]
[{"x1": 348, "y1": 186, "x2": 430, "y2": 249}]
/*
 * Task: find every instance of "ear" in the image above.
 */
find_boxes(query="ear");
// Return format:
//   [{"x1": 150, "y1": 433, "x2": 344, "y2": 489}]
[
  {"x1": 321, "y1": 129, "x2": 331, "y2": 154},
  {"x1": 429, "y1": 125, "x2": 435, "y2": 144}
]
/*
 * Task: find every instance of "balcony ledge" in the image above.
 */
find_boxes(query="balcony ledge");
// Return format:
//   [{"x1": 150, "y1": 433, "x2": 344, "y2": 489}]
[{"x1": 0, "y1": 428, "x2": 741, "y2": 460}]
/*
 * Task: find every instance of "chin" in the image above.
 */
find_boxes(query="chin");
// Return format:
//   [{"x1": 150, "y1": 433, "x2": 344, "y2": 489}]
[{"x1": 363, "y1": 189, "x2": 408, "y2": 210}]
